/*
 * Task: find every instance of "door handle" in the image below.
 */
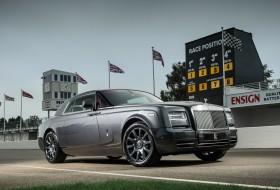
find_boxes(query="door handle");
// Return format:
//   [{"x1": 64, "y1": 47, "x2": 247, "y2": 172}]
[{"x1": 88, "y1": 112, "x2": 101, "y2": 116}]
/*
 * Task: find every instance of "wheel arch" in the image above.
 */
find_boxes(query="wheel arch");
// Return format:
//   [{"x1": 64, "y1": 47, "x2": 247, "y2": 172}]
[
  {"x1": 121, "y1": 116, "x2": 148, "y2": 143},
  {"x1": 43, "y1": 128, "x2": 59, "y2": 147},
  {"x1": 121, "y1": 110, "x2": 162, "y2": 143}
]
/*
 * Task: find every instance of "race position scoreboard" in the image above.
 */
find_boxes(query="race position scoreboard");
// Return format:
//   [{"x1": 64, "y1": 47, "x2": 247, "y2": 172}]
[{"x1": 185, "y1": 28, "x2": 264, "y2": 106}]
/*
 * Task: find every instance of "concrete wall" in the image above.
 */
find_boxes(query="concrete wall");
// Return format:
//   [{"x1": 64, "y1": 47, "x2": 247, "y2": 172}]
[
  {"x1": 0, "y1": 140, "x2": 39, "y2": 149},
  {"x1": 232, "y1": 106, "x2": 280, "y2": 127},
  {"x1": 0, "y1": 132, "x2": 37, "y2": 142},
  {"x1": 235, "y1": 126, "x2": 280, "y2": 148}
]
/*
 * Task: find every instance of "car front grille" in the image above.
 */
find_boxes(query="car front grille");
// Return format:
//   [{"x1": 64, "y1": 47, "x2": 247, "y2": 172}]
[{"x1": 194, "y1": 111, "x2": 227, "y2": 130}]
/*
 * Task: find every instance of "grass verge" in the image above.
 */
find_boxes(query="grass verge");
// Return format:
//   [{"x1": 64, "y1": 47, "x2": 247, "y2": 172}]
[{"x1": 8, "y1": 179, "x2": 270, "y2": 190}]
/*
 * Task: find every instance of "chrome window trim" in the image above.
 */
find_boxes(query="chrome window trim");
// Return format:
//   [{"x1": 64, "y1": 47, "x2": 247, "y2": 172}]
[{"x1": 62, "y1": 92, "x2": 96, "y2": 116}]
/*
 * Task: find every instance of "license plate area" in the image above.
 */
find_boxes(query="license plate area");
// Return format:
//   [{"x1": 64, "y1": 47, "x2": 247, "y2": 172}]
[{"x1": 204, "y1": 133, "x2": 226, "y2": 141}]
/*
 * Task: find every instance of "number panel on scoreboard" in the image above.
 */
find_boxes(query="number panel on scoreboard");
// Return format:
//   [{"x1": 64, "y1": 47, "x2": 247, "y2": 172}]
[
  {"x1": 211, "y1": 80, "x2": 220, "y2": 89},
  {"x1": 188, "y1": 71, "x2": 195, "y2": 79},
  {"x1": 199, "y1": 83, "x2": 207, "y2": 91},
  {"x1": 199, "y1": 69, "x2": 207, "y2": 77},
  {"x1": 188, "y1": 84, "x2": 196, "y2": 93}
]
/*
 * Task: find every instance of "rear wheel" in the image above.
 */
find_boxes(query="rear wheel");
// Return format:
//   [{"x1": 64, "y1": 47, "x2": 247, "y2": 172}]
[
  {"x1": 194, "y1": 150, "x2": 227, "y2": 161},
  {"x1": 123, "y1": 122, "x2": 161, "y2": 167},
  {"x1": 44, "y1": 131, "x2": 66, "y2": 163}
]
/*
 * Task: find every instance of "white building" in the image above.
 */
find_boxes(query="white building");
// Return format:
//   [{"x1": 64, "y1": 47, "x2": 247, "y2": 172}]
[
  {"x1": 42, "y1": 69, "x2": 78, "y2": 114},
  {"x1": 226, "y1": 80, "x2": 280, "y2": 148}
]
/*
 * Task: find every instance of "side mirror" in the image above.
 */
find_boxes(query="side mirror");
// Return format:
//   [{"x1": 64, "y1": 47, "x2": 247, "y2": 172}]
[{"x1": 82, "y1": 99, "x2": 94, "y2": 110}]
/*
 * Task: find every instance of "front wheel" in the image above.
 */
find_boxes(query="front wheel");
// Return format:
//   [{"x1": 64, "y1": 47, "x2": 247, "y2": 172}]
[
  {"x1": 194, "y1": 150, "x2": 227, "y2": 161},
  {"x1": 123, "y1": 122, "x2": 161, "y2": 167},
  {"x1": 44, "y1": 131, "x2": 66, "y2": 163}
]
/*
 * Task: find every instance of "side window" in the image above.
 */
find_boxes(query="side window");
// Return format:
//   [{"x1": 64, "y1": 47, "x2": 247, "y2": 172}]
[
  {"x1": 64, "y1": 94, "x2": 95, "y2": 114},
  {"x1": 97, "y1": 94, "x2": 109, "y2": 109},
  {"x1": 64, "y1": 100, "x2": 75, "y2": 113}
]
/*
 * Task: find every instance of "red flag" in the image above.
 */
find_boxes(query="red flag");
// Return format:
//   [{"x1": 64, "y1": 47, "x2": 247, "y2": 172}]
[
  {"x1": 153, "y1": 49, "x2": 164, "y2": 67},
  {"x1": 5, "y1": 95, "x2": 15, "y2": 101},
  {"x1": 77, "y1": 74, "x2": 88, "y2": 84},
  {"x1": 22, "y1": 90, "x2": 33, "y2": 98},
  {"x1": 109, "y1": 63, "x2": 124, "y2": 73}
]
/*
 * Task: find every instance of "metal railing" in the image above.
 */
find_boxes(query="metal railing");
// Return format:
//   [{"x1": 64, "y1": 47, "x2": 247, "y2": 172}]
[
  {"x1": 226, "y1": 79, "x2": 280, "y2": 95},
  {"x1": 0, "y1": 121, "x2": 39, "y2": 133},
  {"x1": 0, "y1": 126, "x2": 39, "y2": 133}
]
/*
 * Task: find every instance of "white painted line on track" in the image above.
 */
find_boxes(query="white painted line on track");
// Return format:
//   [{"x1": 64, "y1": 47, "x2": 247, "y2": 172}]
[{"x1": 3, "y1": 164, "x2": 280, "y2": 190}]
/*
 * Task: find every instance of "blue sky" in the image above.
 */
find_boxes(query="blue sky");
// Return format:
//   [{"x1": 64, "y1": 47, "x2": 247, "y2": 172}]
[{"x1": 0, "y1": 0, "x2": 280, "y2": 119}]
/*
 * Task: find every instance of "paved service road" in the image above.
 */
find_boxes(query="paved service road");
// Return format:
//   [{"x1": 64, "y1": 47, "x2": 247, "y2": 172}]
[{"x1": 0, "y1": 149, "x2": 280, "y2": 189}]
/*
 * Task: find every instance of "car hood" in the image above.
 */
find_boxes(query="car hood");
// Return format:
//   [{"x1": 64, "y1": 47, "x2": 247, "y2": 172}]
[{"x1": 116, "y1": 101, "x2": 226, "y2": 110}]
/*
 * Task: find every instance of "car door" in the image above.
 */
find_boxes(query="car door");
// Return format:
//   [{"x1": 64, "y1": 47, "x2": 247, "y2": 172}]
[
  {"x1": 62, "y1": 93, "x2": 100, "y2": 147},
  {"x1": 95, "y1": 93, "x2": 115, "y2": 145}
]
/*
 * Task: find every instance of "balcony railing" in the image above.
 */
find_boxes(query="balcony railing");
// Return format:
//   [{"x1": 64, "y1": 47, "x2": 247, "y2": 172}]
[
  {"x1": 0, "y1": 122, "x2": 39, "y2": 133},
  {"x1": 226, "y1": 79, "x2": 280, "y2": 95}
]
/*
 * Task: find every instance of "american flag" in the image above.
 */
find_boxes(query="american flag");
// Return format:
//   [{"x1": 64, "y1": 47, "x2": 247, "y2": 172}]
[
  {"x1": 5, "y1": 95, "x2": 15, "y2": 101},
  {"x1": 153, "y1": 49, "x2": 164, "y2": 67},
  {"x1": 223, "y1": 31, "x2": 242, "y2": 51},
  {"x1": 22, "y1": 90, "x2": 33, "y2": 99},
  {"x1": 109, "y1": 63, "x2": 124, "y2": 73},
  {"x1": 77, "y1": 74, "x2": 88, "y2": 84}
]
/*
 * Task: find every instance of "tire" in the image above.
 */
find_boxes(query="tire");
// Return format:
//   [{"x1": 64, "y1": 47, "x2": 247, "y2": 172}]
[
  {"x1": 123, "y1": 122, "x2": 161, "y2": 167},
  {"x1": 194, "y1": 150, "x2": 227, "y2": 161},
  {"x1": 107, "y1": 156, "x2": 122, "y2": 160},
  {"x1": 44, "y1": 131, "x2": 67, "y2": 163}
]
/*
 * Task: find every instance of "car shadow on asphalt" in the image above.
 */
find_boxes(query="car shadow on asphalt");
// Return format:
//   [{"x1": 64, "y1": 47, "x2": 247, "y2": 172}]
[
  {"x1": 154, "y1": 159, "x2": 221, "y2": 168},
  {"x1": 64, "y1": 157, "x2": 220, "y2": 168},
  {"x1": 65, "y1": 157, "x2": 130, "y2": 165}
]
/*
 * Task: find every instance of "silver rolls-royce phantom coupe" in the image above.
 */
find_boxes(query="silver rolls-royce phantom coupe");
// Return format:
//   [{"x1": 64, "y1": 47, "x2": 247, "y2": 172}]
[{"x1": 38, "y1": 89, "x2": 237, "y2": 167}]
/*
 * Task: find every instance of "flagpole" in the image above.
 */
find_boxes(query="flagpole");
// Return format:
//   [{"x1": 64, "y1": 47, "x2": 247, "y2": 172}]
[
  {"x1": 108, "y1": 61, "x2": 111, "y2": 89},
  {"x1": 3, "y1": 94, "x2": 6, "y2": 132},
  {"x1": 20, "y1": 89, "x2": 22, "y2": 131},
  {"x1": 152, "y1": 47, "x2": 155, "y2": 95},
  {"x1": 221, "y1": 27, "x2": 226, "y2": 107}
]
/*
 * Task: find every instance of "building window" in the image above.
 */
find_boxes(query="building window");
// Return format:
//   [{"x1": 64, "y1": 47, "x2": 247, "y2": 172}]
[
  {"x1": 68, "y1": 92, "x2": 71, "y2": 99},
  {"x1": 64, "y1": 75, "x2": 67, "y2": 81},
  {"x1": 44, "y1": 75, "x2": 52, "y2": 83},
  {"x1": 54, "y1": 74, "x2": 58, "y2": 81},
  {"x1": 60, "y1": 75, "x2": 63, "y2": 81},
  {"x1": 73, "y1": 76, "x2": 76, "y2": 82},
  {"x1": 60, "y1": 92, "x2": 64, "y2": 99},
  {"x1": 55, "y1": 92, "x2": 58, "y2": 99},
  {"x1": 68, "y1": 75, "x2": 71, "y2": 82},
  {"x1": 43, "y1": 92, "x2": 52, "y2": 100}
]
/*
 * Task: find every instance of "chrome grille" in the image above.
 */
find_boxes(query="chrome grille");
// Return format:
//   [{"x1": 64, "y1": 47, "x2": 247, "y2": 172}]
[{"x1": 194, "y1": 111, "x2": 227, "y2": 130}]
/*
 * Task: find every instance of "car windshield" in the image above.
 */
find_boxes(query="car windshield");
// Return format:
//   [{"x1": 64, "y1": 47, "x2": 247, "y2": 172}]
[{"x1": 101, "y1": 90, "x2": 163, "y2": 106}]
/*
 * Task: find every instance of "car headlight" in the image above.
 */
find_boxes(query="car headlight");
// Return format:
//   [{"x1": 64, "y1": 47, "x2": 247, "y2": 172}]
[
  {"x1": 168, "y1": 111, "x2": 190, "y2": 128},
  {"x1": 225, "y1": 112, "x2": 235, "y2": 127}
]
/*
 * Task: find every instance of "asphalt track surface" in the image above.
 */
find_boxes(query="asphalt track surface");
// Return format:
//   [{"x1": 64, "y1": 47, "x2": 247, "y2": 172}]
[{"x1": 0, "y1": 149, "x2": 280, "y2": 189}]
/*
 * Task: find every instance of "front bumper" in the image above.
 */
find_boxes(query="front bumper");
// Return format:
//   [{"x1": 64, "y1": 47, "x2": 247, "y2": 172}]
[{"x1": 153, "y1": 128, "x2": 237, "y2": 155}]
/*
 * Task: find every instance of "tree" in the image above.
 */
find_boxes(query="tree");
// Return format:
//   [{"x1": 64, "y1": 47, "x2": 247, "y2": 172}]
[
  {"x1": 0, "y1": 118, "x2": 7, "y2": 130},
  {"x1": 263, "y1": 64, "x2": 274, "y2": 84},
  {"x1": 24, "y1": 115, "x2": 42, "y2": 128},
  {"x1": 0, "y1": 118, "x2": 7, "y2": 124},
  {"x1": 160, "y1": 62, "x2": 186, "y2": 101}
]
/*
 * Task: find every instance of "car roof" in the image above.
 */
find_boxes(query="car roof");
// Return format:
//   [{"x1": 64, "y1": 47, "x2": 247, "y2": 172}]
[{"x1": 54, "y1": 89, "x2": 157, "y2": 116}]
